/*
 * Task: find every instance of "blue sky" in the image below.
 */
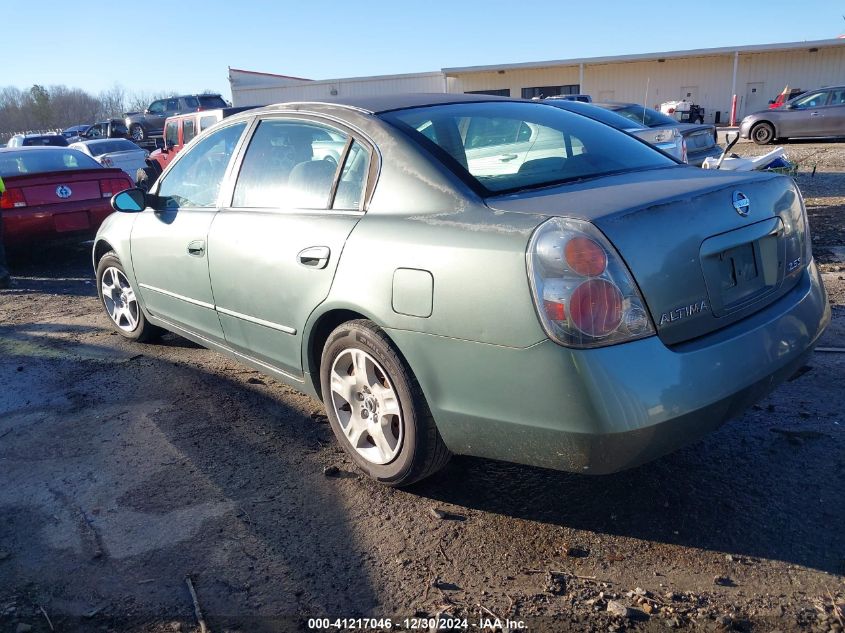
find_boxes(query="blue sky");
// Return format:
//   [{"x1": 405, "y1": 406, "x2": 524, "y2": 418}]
[{"x1": 5, "y1": 0, "x2": 843, "y2": 99}]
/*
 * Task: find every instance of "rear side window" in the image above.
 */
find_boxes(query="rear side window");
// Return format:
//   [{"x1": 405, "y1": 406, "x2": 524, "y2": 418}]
[
  {"x1": 165, "y1": 121, "x2": 179, "y2": 146},
  {"x1": 183, "y1": 118, "x2": 196, "y2": 143},
  {"x1": 0, "y1": 148, "x2": 101, "y2": 177},
  {"x1": 232, "y1": 119, "x2": 345, "y2": 209},
  {"x1": 334, "y1": 141, "x2": 370, "y2": 210},
  {"x1": 157, "y1": 122, "x2": 246, "y2": 209},
  {"x1": 183, "y1": 96, "x2": 199, "y2": 109}
]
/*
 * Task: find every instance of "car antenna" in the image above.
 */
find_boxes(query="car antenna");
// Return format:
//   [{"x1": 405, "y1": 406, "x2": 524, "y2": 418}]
[{"x1": 643, "y1": 77, "x2": 650, "y2": 125}]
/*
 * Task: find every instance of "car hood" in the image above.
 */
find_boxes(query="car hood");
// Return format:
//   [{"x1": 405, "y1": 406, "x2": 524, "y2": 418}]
[{"x1": 486, "y1": 166, "x2": 807, "y2": 345}]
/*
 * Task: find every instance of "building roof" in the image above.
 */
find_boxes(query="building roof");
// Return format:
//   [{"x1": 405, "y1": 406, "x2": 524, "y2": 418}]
[
  {"x1": 442, "y1": 38, "x2": 845, "y2": 75},
  {"x1": 256, "y1": 92, "x2": 514, "y2": 115},
  {"x1": 228, "y1": 67, "x2": 312, "y2": 82}
]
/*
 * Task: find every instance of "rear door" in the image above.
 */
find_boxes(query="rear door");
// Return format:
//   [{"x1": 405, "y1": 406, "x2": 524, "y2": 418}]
[
  {"x1": 207, "y1": 116, "x2": 372, "y2": 376},
  {"x1": 130, "y1": 120, "x2": 248, "y2": 340}
]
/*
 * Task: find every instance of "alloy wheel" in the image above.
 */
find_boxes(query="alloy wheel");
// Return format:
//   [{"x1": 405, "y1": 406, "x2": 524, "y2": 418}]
[
  {"x1": 101, "y1": 267, "x2": 139, "y2": 332},
  {"x1": 329, "y1": 348, "x2": 404, "y2": 465}
]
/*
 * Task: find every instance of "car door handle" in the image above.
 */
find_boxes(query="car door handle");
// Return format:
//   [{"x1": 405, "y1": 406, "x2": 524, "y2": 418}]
[
  {"x1": 499, "y1": 153, "x2": 519, "y2": 162},
  {"x1": 810, "y1": 112, "x2": 821, "y2": 116},
  {"x1": 298, "y1": 246, "x2": 330, "y2": 269},
  {"x1": 187, "y1": 240, "x2": 206, "y2": 257}
]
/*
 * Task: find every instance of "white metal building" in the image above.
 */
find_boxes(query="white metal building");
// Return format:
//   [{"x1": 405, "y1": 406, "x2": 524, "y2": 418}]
[{"x1": 229, "y1": 38, "x2": 845, "y2": 123}]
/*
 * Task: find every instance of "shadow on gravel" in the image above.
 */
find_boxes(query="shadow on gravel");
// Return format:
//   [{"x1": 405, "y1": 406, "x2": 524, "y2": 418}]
[
  {"x1": 0, "y1": 322, "x2": 377, "y2": 631},
  {"x1": 4, "y1": 240, "x2": 96, "y2": 297},
  {"x1": 413, "y1": 415, "x2": 845, "y2": 574}
]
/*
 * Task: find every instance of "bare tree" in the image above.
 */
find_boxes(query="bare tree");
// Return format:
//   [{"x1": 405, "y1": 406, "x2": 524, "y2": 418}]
[{"x1": 98, "y1": 84, "x2": 126, "y2": 118}]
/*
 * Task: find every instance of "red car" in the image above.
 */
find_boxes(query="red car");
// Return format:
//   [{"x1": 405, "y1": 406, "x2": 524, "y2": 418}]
[{"x1": 0, "y1": 146, "x2": 132, "y2": 246}]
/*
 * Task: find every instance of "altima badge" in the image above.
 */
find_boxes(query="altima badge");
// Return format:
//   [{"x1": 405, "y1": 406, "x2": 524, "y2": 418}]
[
  {"x1": 56, "y1": 185, "x2": 72, "y2": 199},
  {"x1": 732, "y1": 191, "x2": 750, "y2": 216}
]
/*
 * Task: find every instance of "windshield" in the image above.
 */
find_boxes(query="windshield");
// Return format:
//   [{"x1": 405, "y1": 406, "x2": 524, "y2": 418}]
[
  {"x1": 0, "y1": 148, "x2": 102, "y2": 177},
  {"x1": 381, "y1": 101, "x2": 675, "y2": 194},
  {"x1": 87, "y1": 140, "x2": 139, "y2": 156},
  {"x1": 611, "y1": 105, "x2": 677, "y2": 127}
]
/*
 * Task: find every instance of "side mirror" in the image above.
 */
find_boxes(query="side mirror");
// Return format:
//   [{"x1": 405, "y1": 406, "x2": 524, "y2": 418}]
[
  {"x1": 144, "y1": 108, "x2": 151, "y2": 115},
  {"x1": 111, "y1": 188, "x2": 147, "y2": 213},
  {"x1": 784, "y1": 103, "x2": 795, "y2": 110}
]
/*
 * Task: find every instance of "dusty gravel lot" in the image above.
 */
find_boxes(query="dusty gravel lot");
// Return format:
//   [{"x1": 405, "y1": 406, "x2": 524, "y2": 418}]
[{"x1": 1, "y1": 143, "x2": 844, "y2": 633}]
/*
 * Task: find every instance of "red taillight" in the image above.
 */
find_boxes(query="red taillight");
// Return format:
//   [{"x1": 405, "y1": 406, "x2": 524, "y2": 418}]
[
  {"x1": 569, "y1": 278, "x2": 623, "y2": 337},
  {"x1": 565, "y1": 236, "x2": 607, "y2": 277},
  {"x1": 100, "y1": 156, "x2": 114, "y2": 167},
  {"x1": 0, "y1": 187, "x2": 26, "y2": 209},
  {"x1": 100, "y1": 178, "x2": 130, "y2": 198}
]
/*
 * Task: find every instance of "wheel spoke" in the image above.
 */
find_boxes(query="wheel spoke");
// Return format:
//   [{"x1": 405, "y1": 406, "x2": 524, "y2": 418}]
[
  {"x1": 370, "y1": 422, "x2": 397, "y2": 462},
  {"x1": 330, "y1": 368, "x2": 357, "y2": 405}
]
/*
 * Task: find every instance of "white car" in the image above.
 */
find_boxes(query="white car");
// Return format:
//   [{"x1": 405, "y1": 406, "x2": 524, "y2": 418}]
[{"x1": 69, "y1": 139, "x2": 148, "y2": 178}]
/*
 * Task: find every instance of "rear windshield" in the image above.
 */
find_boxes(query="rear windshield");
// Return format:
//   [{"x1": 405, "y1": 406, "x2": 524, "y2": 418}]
[
  {"x1": 381, "y1": 101, "x2": 675, "y2": 194},
  {"x1": 86, "y1": 140, "x2": 139, "y2": 156},
  {"x1": 22, "y1": 135, "x2": 68, "y2": 147},
  {"x1": 611, "y1": 105, "x2": 677, "y2": 127},
  {"x1": 0, "y1": 148, "x2": 102, "y2": 177},
  {"x1": 199, "y1": 95, "x2": 227, "y2": 109}
]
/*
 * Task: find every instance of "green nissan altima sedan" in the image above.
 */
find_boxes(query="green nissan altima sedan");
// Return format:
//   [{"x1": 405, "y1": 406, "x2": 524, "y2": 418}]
[{"x1": 94, "y1": 94, "x2": 830, "y2": 486}]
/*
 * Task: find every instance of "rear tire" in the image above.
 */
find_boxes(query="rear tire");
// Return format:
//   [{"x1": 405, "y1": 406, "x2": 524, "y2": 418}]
[
  {"x1": 96, "y1": 252, "x2": 161, "y2": 342},
  {"x1": 320, "y1": 319, "x2": 451, "y2": 486},
  {"x1": 751, "y1": 122, "x2": 775, "y2": 145}
]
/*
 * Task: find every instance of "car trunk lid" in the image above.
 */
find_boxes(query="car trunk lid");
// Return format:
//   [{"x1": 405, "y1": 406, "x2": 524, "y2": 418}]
[
  {"x1": 5, "y1": 168, "x2": 130, "y2": 207},
  {"x1": 487, "y1": 167, "x2": 808, "y2": 345}
]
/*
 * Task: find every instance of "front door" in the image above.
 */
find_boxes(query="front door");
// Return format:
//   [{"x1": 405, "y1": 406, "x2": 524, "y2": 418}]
[
  {"x1": 130, "y1": 121, "x2": 248, "y2": 341},
  {"x1": 780, "y1": 89, "x2": 831, "y2": 137},
  {"x1": 207, "y1": 117, "x2": 372, "y2": 376}
]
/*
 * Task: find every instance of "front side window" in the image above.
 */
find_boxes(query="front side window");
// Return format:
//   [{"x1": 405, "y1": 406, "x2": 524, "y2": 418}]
[
  {"x1": 148, "y1": 100, "x2": 165, "y2": 115},
  {"x1": 183, "y1": 118, "x2": 196, "y2": 144},
  {"x1": 199, "y1": 95, "x2": 227, "y2": 109},
  {"x1": 382, "y1": 101, "x2": 675, "y2": 194},
  {"x1": 199, "y1": 115, "x2": 218, "y2": 131},
  {"x1": 232, "y1": 119, "x2": 346, "y2": 209},
  {"x1": 157, "y1": 122, "x2": 246, "y2": 209},
  {"x1": 183, "y1": 96, "x2": 199, "y2": 109},
  {"x1": 792, "y1": 91, "x2": 828, "y2": 109}
]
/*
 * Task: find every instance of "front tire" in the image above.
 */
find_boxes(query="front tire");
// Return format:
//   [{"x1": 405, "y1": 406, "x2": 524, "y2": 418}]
[
  {"x1": 130, "y1": 123, "x2": 145, "y2": 142},
  {"x1": 751, "y1": 122, "x2": 775, "y2": 145},
  {"x1": 320, "y1": 319, "x2": 451, "y2": 486},
  {"x1": 96, "y1": 252, "x2": 160, "y2": 342}
]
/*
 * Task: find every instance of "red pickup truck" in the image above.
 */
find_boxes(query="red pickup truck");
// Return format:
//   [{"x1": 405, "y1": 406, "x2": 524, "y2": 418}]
[{"x1": 136, "y1": 106, "x2": 256, "y2": 189}]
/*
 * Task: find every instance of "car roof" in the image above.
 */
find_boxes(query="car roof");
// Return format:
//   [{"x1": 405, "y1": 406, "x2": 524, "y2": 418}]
[
  {"x1": 0, "y1": 145, "x2": 79, "y2": 153},
  {"x1": 257, "y1": 92, "x2": 515, "y2": 115},
  {"x1": 541, "y1": 99, "x2": 646, "y2": 129}
]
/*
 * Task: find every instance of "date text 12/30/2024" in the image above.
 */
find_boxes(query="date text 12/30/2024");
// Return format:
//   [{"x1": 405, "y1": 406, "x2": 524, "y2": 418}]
[{"x1": 307, "y1": 617, "x2": 528, "y2": 630}]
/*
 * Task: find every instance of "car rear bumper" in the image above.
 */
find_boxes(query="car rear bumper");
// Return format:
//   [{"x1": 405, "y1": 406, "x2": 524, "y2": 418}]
[
  {"x1": 387, "y1": 260, "x2": 829, "y2": 474},
  {"x1": 2, "y1": 198, "x2": 114, "y2": 245}
]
